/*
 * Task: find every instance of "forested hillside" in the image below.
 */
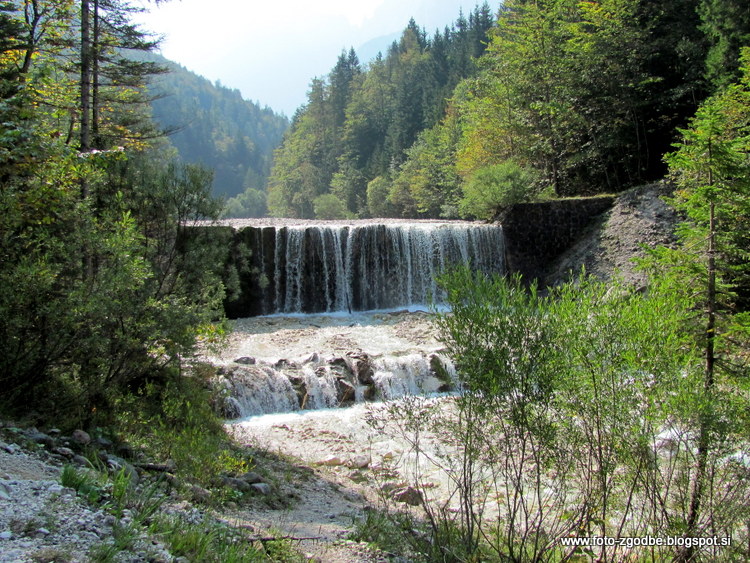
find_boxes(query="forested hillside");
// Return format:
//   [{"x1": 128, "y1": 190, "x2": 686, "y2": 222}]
[
  {"x1": 268, "y1": 5, "x2": 495, "y2": 219},
  {"x1": 146, "y1": 54, "x2": 288, "y2": 212},
  {"x1": 269, "y1": 0, "x2": 750, "y2": 220}
]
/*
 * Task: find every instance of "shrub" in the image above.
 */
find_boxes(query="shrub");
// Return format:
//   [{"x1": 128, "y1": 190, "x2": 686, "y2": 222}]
[{"x1": 459, "y1": 160, "x2": 538, "y2": 220}]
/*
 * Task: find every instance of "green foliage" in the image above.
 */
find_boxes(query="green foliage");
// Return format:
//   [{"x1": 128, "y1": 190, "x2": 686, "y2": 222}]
[
  {"x1": 661, "y1": 48, "x2": 750, "y2": 308},
  {"x1": 414, "y1": 268, "x2": 749, "y2": 560},
  {"x1": 0, "y1": 3, "x2": 227, "y2": 427},
  {"x1": 700, "y1": 0, "x2": 750, "y2": 89},
  {"x1": 113, "y1": 365, "x2": 251, "y2": 491},
  {"x1": 149, "y1": 515, "x2": 304, "y2": 562},
  {"x1": 312, "y1": 193, "x2": 352, "y2": 220},
  {"x1": 365, "y1": 176, "x2": 393, "y2": 217},
  {"x1": 267, "y1": 6, "x2": 494, "y2": 219},
  {"x1": 458, "y1": 160, "x2": 538, "y2": 220},
  {"x1": 61, "y1": 465, "x2": 105, "y2": 505},
  {"x1": 224, "y1": 187, "x2": 268, "y2": 218}
]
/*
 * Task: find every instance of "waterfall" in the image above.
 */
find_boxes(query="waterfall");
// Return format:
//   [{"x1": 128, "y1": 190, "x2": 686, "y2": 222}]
[
  {"x1": 206, "y1": 220, "x2": 502, "y2": 419},
  {"x1": 228, "y1": 221, "x2": 505, "y2": 316}
]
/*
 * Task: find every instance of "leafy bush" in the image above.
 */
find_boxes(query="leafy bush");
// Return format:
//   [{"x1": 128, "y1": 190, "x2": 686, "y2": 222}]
[
  {"x1": 459, "y1": 160, "x2": 538, "y2": 220},
  {"x1": 312, "y1": 193, "x2": 352, "y2": 220}
]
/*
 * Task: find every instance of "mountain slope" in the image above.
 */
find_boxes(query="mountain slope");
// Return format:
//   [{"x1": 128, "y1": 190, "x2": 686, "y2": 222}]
[{"x1": 146, "y1": 54, "x2": 289, "y2": 200}]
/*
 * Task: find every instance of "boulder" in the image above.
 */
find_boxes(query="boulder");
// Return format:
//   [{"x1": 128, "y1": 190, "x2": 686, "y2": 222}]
[
  {"x1": 241, "y1": 471, "x2": 265, "y2": 485},
  {"x1": 0, "y1": 482, "x2": 11, "y2": 501},
  {"x1": 94, "y1": 436, "x2": 113, "y2": 450},
  {"x1": 71, "y1": 429, "x2": 91, "y2": 446},
  {"x1": 221, "y1": 476, "x2": 251, "y2": 492},
  {"x1": 26, "y1": 429, "x2": 54, "y2": 449},
  {"x1": 189, "y1": 484, "x2": 212, "y2": 503},
  {"x1": 53, "y1": 447, "x2": 75, "y2": 459},
  {"x1": 251, "y1": 483, "x2": 272, "y2": 495},
  {"x1": 392, "y1": 486, "x2": 423, "y2": 506},
  {"x1": 106, "y1": 456, "x2": 140, "y2": 486},
  {"x1": 320, "y1": 456, "x2": 344, "y2": 466},
  {"x1": 348, "y1": 455, "x2": 370, "y2": 469}
]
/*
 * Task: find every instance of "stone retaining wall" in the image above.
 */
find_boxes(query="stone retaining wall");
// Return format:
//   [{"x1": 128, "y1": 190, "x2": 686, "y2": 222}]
[{"x1": 502, "y1": 196, "x2": 616, "y2": 283}]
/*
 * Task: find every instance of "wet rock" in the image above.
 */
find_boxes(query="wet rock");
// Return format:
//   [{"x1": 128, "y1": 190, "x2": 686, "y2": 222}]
[
  {"x1": 392, "y1": 486, "x2": 423, "y2": 506},
  {"x1": 336, "y1": 379, "x2": 356, "y2": 404},
  {"x1": 429, "y1": 354, "x2": 454, "y2": 390},
  {"x1": 330, "y1": 357, "x2": 350, "y2": 369},
  {"x1": 348, "y1": 352, "x2": 374, "y2": 385},
  {"x1": 286, "y1": 374, "x2": 309, "y2": 408},
  {"x1": 234, "y1": 356, "x2": 256, "y2": 365},
  {"x1": 218, "y1": 396, "x2": 242, "y2": 419},
  {"x1": 362, "y1": 385, "x2": 377, "y2": 401},
  {"x1": 287, "y1": 373, "x2": 305, "y2": 386}
]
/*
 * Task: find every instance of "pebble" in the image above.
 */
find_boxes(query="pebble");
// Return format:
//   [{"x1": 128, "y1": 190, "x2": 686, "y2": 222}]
[{"x1": 2, "y1": 443, "x2": 20, "y2": 454}]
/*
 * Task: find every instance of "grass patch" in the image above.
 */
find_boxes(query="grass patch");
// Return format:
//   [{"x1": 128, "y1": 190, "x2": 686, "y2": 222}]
[{"x1": 149, "y1": 514, "x2": 305, "y2": 563}]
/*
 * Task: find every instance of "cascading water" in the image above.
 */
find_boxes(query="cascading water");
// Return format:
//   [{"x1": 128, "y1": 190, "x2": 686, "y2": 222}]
[
  {"x1": 215, "y1": 350, "x2": 457, "y2": 419},
  {"x1": 221, "y1": 220, "x2": 505, "y2": 317}
]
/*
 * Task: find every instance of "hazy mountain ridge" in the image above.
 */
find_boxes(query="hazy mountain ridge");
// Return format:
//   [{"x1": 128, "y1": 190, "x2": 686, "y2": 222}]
[{"x1": 145, "y1": 53, "x2": 289, "y2": 200}]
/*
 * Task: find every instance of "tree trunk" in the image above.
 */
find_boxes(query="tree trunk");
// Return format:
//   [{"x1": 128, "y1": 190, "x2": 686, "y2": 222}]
[
  {"x1": 80, "y1": 0, "x2": 91, "y2": 161},
  {"x1": 680, "y1": 160, "x2": 717, "y2": 562}
]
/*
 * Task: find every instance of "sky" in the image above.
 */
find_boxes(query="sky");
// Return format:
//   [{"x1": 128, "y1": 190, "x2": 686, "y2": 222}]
[{"x1": 134, "y1": 0, "x2": 491, "y2": 116}]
